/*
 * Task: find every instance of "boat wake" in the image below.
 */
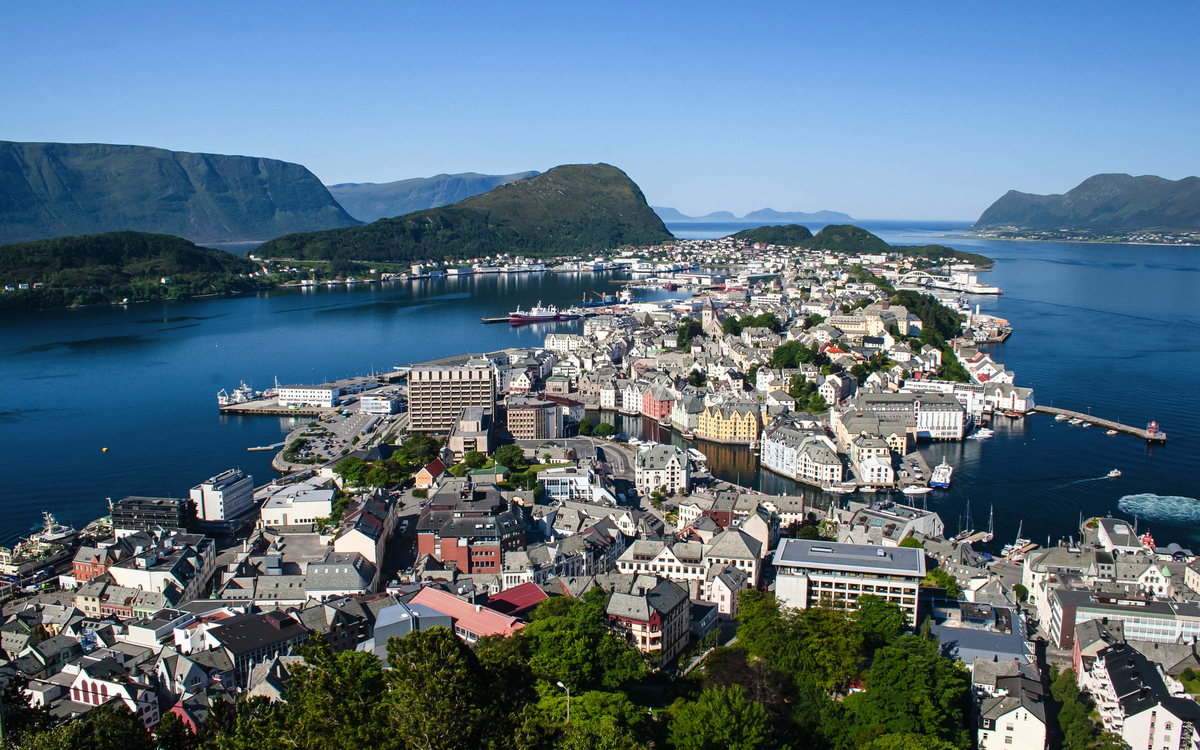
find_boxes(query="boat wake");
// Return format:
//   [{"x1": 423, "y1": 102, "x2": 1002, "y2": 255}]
[
  {"x1": 1056, "y1": 474, "x2": 1119, "y2": 489},
  {"x1": 1117, "y1": 493, "x2": 1200, "y2": 526}
]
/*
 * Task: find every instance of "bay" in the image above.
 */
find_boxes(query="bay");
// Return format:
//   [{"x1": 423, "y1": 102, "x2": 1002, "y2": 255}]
[{"x1": 1, "y1": 220, "x2": 1197, "y2": 554}]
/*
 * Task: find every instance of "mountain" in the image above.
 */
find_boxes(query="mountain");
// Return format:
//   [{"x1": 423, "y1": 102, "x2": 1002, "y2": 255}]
[
  {"x1": 727, "y1": 223, "x2": 993, "y2": 266},
  {"x1": 652, "y1": 207, "x2": 738, "y2": 222},
  {"x1": 0, "y1": 141, "x2": 360, "y2": 245},
  {"x1": 742, "y1": 208, "x2": 854, "y2": 223},
  {"x1": 974, "y1": 173, "x2": 1200, "y2": 232},
  {"x1": 328, "y1": 171, "x2": 540, "y2": 223},
  {"x1": 730, "y1": 224, "x2": 814, "y2": 245},
  {"x1": 0, "y1": 231, "x2": 267, "y2": 310},
  {"x1": 653, "y1": 206, "x2": 853, "y2": 223},
  {"x1": 259, "y1": 163, "x2": 673, "y2": 262}
]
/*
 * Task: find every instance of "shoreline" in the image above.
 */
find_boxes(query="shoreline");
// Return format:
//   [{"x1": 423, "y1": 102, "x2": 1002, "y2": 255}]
[{"x1": 943, "y1": 233, "x2": 1200, "y2": 247}]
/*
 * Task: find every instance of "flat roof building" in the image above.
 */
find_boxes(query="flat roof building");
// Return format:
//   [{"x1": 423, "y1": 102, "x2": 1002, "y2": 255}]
[
  {"x1": 773, "y1": 539, "x2": 926, "y2": 627},
  {"x1": 408, "y1": 355, "x2": 496, "y2": 435}
]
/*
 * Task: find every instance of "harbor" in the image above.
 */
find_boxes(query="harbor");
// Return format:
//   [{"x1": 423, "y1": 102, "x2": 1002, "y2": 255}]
[{"x1": 1032, "y1": 405, "x2": 1167, "y2": 443}]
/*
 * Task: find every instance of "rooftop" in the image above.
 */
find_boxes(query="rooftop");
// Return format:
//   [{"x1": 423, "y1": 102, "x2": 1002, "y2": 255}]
[{"x1": 773, "y1": 539, "x2": 925, "y2": 576}]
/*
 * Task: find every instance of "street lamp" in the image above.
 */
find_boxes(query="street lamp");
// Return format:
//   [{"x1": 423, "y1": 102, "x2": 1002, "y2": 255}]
[{"x1": 556, "y1": 681, "x2": 571, "y2": 724}]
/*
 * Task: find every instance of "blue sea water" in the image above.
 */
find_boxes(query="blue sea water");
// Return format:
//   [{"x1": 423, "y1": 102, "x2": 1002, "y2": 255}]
[{"x1": 1, "y1": 221, "x2": 1197, "y2": 553}]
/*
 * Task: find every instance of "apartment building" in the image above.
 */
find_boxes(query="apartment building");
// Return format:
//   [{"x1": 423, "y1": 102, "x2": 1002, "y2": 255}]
[
  {"x1": 408, "y1": 355, "x2": 496, "y2": 434},
  {"x1": 506, "y1": 397, "x2": 562, "y2": 440}
]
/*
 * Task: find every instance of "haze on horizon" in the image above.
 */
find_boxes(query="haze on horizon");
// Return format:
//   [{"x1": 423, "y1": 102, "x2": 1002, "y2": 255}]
[{"x1": 1, "y1": 1, "x2": 1196, "y2": 221}]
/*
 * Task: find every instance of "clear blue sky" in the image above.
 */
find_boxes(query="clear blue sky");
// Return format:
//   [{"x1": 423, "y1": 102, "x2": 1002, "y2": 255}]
[{"x1": 2, "y1": 1, "x2": 1196, "y2": 220}]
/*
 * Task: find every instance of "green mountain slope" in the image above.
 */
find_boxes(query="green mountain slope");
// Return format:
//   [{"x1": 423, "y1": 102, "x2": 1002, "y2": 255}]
[
  {"x1": 727, "y1": 223, "x2": 992, "y2": 266},
  {"x1": 974, "y1": 173, "x2": 1200, "y2": 231},
  {"x1": 259, "y1": 163, "x2": 673, "y2": 262},
  {"x1": 0, "y1": 141, "x2": 361, "y2": 245},
  {"x1": 328, "y1": 171, "x2": 540, "y2": 222},
  {"x1": 730, "y1": 224, "x2": 814, "y2": 245},
  {"x1": 0, "y1": 231, "x2": 268, "y2": 310}
]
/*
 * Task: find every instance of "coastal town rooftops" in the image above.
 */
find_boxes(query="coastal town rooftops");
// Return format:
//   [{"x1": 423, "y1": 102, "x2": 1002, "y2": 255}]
[
  {"x1": 773, "y1": 539, "x2": 926, "y2": 577},
  {"x1": 409, "y1": 587, "x2": 524, "y2": 638},
  {"x1": 1099, "y1": 642, "x2": 1200, "y2": 721}
]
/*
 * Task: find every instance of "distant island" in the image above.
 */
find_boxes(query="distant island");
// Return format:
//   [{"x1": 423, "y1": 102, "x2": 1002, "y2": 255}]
[
  {"x1": 972, "y1": 173, "x2": 1200, "y2": 244},
  {"x1": 731, "y1": 224, "x2": 993, "y2": 267},
  {"x1": 328, "y1": 171, "x2": 540, "y2": 223},
  {"x1": 0, "y1": 141, "x2": 360, "y2": 245},
  {"x1": 654, "y1": 206, "x2": 854, "y2": 223},
  {"x1": 260, "y1": 163, "x2": 673, "y2": 262},
  {"x1": 0, "y1": 231, "x2": 272, "y2": 310}
]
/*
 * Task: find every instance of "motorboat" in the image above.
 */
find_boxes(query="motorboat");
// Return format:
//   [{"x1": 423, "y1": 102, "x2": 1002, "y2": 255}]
[
  {"x1": 1068, "y1": 418, "x2": 1083, "y2": 425},
  {"x1": 1054, "y1": 414, "x2": 1070, "y2": 421},
  {"x1": 823, "y1": 485, "x2": 855, "y2": 494},
  {"x1": 1106, "y1": 429, "x2": 1118, "y2": 436},
  {"x1": 681, "y1": 430, "x2": 696, "y2": 440},
  {"x1": 901, "y1": 486, "x2": 934, "y2": 495},
  {"x1": 859, "y1": 486, "x2": 878, "y2": 493},
  {"x1": 1107, "y1": 469, "x2": 1121, "y2": 478},
  {"x1": 1081, "y1": 422, "x2": 1092, "y2": 428}
]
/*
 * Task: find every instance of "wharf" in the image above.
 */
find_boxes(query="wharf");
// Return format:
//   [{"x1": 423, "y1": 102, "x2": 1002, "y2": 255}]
[
  {"x1": 1032, "y1": 405, "x2": 1166, "y2": 443},
  {"x1": 220, "y1": 400, "x2": 334, "y2": 417},
  {"x1": 481, "y1": 316, "x2": 510, "y2": 324}
]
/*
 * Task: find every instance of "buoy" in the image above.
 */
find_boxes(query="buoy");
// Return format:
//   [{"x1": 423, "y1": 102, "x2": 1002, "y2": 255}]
[{"x1": 102, "y1": 447, "x2": 108, "y2": 453}]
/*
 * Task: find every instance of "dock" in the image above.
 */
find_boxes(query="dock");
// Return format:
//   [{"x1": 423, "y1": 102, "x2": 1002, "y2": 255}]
[
  {"x1": 220, "y1": 401, "x2": 333, "y2": 417},
  {"x1": 481, "y1": 316, "x2": 510, "y2": 324},
  {"x1": 1032, "y1": 405, "x2": 1166, "y2": 443}
]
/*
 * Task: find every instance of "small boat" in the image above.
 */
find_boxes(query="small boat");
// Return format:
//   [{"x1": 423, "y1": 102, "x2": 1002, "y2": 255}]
[
  {"x1": 1106, "y1": 429, "x2": 1118, "y2": 436},
  {"x1": 1054, "y1": 414, "x2": 1070, "y2": 422},
  {"x1": 1001, "y1": 521, "x2": 1032, "y2": 559},
  {"x1": 687, "y1": 448, "x2": 707, "y2": 463},
  {"x1": 823, "y1": 485, "x2": 855, "y2": 494},
  {"x1": 1081, "y1": 422, "x2": 1092, "y2": 428},
  {"x1": 930, "y1": 460, "x2": 953, "y2": 488},
  {"x1": 859, "y1": 486, "x2": 878, "y2": 493},
  {"x1": 681, "y1": 430, "x2": 696, "y2": 440},
  {"x1": 1068, "y1": 418, "x2": 1083, "y2": 425},
  {"x1": 1107, "y1": 469, "x2": 1121, "y2": 478},
  {"x1": 902, "y1": 486, "x2": 934, "y2": 495}
]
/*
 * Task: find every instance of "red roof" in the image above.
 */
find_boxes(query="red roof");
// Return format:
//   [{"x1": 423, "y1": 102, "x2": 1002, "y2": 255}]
[
  {"x1": 421, "y1": 459, "x2": 447, "y2": 477},
  {"x1": 486, "y1": 582, "x2": 548, "y2": 617},
  {"x1": 411, "y1": 587, "x2": 525, "y2": 639}
]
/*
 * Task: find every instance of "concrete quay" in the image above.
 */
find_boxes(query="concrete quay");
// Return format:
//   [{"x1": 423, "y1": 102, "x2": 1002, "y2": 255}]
[{"x1": 1031, "y1": 405, "x2": 1166, "y2": 443}]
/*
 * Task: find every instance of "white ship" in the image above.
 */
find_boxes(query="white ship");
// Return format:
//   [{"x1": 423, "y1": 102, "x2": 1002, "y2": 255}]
[
  {"x1": 510, "y1": 302, "x2": 559, "y2": 323},
  {"x1": 218, "y1": 381, "x2": 257, "y2": 406},
  {"x1": 930, "y1": 460, "x2": 953, "y2": 488},
  {"x1": 901, "y1": 486, "x2": 934, "y2": 495}
]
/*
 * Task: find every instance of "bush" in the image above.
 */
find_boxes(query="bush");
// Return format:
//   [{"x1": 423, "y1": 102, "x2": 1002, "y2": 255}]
[
  {"x1": 1013, "y1": 583, "x2": 1029, "y2": 603},
  {"x1": 898, "y1": 536, "x2": 924, "y2": 548},
  {"x1": 1182, "y1": 667, "x2": 1195, "y2": 682},
  {"x1": 412, "y1": 489, "x2": 427, "y2": 499}
]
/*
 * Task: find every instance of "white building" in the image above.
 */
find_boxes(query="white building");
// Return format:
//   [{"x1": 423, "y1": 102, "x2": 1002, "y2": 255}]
[
  {"x1": 977, "y1": 678, "x2": 1047, "y2": 750},
  {"x1": 190, "y1": 469, "x2": 256, "y2": 526},
  {"x1": 760, "y1": 423, "x2": 844, "y2": 486},
  {"x1": 278, "y1": 385, "x2": 340, "y2": 408},
  {"x1": 773, "y1": 539, "x2": 925, "y2": 627},
  {"x1": 635, "y1": 444, "x2": 690, "y2": 495},
  {"x1": 1081, "y1": 643, "x2": 1200, "y2": 750},
  {"x1": 360, "y1": 392, "x2": 401, "y2": 415},
  {"x1": 258, "y1": 481, "x2": 334, "y2": 529}
]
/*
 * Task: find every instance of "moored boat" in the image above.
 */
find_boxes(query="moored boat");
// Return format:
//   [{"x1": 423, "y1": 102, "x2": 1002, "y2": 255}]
[
  {"x1": 1054, "y1": 414, "x2": 1070, "y2": 421},
  {"x1": 930, "y1": 460, "x2": 953, "y2": 488},
  {"x1": 510, "y1": 302, "x2": 560, "y2": 323},
  {"x1": 901, "y1": 486, "x2": 933, "y2": 495},
  {"x1": 823, "y1": 485, "x2": 855, "y2": 494}
]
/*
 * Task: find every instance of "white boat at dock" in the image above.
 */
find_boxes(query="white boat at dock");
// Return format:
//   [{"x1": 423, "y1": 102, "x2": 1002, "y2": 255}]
[
  {"x1": 823, "y1": 485, "x2": 856, "y2": 494},
  {"x1": 901, "y1": 486, "x2": 934, "y2": 495},
  {"x1": 1055, "y1": 414, "x2": 1070, "y2": 421},
  {"x1": 686, "y1": 448, "x2": 707, "y2": 463}
]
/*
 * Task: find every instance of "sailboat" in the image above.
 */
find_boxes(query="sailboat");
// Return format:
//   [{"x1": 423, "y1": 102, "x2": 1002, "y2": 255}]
[
  {"x1": 1001, "y1": 520, "x2": 1031, "y2": 558},
  {"x1": 982, "y1": 506, "x2": 994, "y2": 543}
]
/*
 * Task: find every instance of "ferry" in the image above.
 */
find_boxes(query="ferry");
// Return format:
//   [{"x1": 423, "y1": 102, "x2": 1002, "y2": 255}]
[
  {"x1": 1054, "y1": 414, "x2": 1070, "y2": 422},
  {"x1": 509, "y1": 302, "x2": 559, "y2": 323},
  {"x1": 930, "y1": 460, "x2": 954, "y2": 488},
  {"x1": 1107, "y1": 469, "x2": 1121, "y2": 478},
  {"x1": 901, "y1": 486, "x2": 934, "y2": 496}
]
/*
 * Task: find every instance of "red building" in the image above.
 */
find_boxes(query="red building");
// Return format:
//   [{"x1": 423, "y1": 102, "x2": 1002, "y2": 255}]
[
  {"x1": 641, "y1": 385, "x2": 674, "y2": 421},
  {"x1": 416, "y1": 480, "x2": 525, "y2": 574},
  {"x1": 73, "y1": 545, "x2": 126, "y2": 583}
]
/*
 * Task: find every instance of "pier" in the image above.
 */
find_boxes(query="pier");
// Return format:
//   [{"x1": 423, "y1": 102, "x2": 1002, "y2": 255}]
[{"x1": 1031, "y1": 405, "x2": 1166, "y2": 443}]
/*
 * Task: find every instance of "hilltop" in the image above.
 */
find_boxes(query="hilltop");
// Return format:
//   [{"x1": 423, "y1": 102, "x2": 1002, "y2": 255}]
[
  {"x1": 328, "y1": 171, "x2": 540, "y2": 223},
  {"x1": 259, "y1": 163, "x2": 673, "y2": 262},
  {"x1": 974, "y1": 173, "x2": 1200, "y2": 232},
  {"x1": 0, "y1": 141, "x2": 360, "y2": 245},
  {"x1": 729, "y1": 224, "x2": 992, "y2": 266},
  {"x1": 0, "y1": 231, "x2": 268, "y2": 310}
]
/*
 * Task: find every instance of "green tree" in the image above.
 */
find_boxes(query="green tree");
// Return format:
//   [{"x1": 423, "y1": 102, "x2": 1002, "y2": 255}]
[
  {"x1": 677, "y1": 317, "x2": 702, "y2": 349},
  {"x1": 863, "y1": 734, "x2": 957, "y2": 750},
  {"x1": 520, "y1": 591, "x2": 646, "y2": 692},
  {"x1": 387, "y1": 627, "x2": 496, "y2": 750},
  {"x1": 668, "y1": 685, "x2": 772, "y2": 750},
  {"x1": 494, "y1": 444, "x2": 527, "y2": 470},
  {"x1": 796, "y1": 524, "x2": 820, "y2": 540},
  {"x1": 853, "y1": 595, "x2": 907, "y2": 653},
  {"x1": 688, "y1": 371, "x2": 706, "y2": 387},
  {"x1": 842, "y1": 635, "x2": 970, "y2": 748},
  {"x1": 921, "y1": 568, "x2": 960, "y2": 598},
  {"x1": 594, "y1": 422, "x2": 617, "y2": 438},
  {"x1": 1012, "y1": 583, "x2": 1028, "y2": 602},
  {"x1": 898, "y1": 536, "x2": 924, "y2": 548},
  {"x1": 398, "y1": 433, "x2": 441, "y2": 466},
  {"x1": 333, "y1": 456, "x2": 368, "y2": 487},
  {"x1": 73, "y1": 703, "x2": 158, "y2": 750},
  {"x1": 285, "y1": 639, "x2": 395, "y2": 750},
  {"x1": 463, "y1": 450, "x2": 487, "y2": 468},
  {"x1": 722, "y1": 316, "x2": 742, "y2": 336},
  {"x1": 578, "y1": 418, "x2": 595, "y2": 436},
  {"x1": 153, "y1": 712, "x2": 199, "y2": 750}
]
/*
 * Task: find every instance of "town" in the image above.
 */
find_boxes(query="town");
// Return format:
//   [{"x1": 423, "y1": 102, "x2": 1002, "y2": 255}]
[{"x1": 2, "y1": 234, "x2": 1193, "y2": 750}]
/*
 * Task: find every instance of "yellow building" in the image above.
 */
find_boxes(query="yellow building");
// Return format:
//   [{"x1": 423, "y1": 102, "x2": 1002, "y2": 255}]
[{"x1": 697, "y1": 402, "x2": 762, "y2": 444}]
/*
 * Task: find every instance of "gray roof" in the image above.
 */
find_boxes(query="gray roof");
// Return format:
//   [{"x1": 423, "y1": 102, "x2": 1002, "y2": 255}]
[
  {"x1": 606, "y1": 578, "x2": 689, "y2": 622},
  {"x1": 773, "y1": 539, "x2": 925, "y2": 576}
]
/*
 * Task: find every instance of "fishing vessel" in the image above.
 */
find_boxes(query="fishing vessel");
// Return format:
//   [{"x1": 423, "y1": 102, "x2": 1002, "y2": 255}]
[
  {"x1": 32, "y1": 512, "x2": 77, "y2": 546},
  {"x1": 557, "y1": 307, "x2": 584, "y2": 320},
  {"x1": 901, "y1": 486, "x2": 934, "y2": 496},
  {"x1": 1107, "y1": 469, "x2": 1121, "y2": 478},
  {"x1": 217, "y1": 381, "x2": 257, "y2": 406},
  {"x1": 930, "y1": 460, "x2": 954, "y2": 488},
  {"x1": 509, "y1": 302, "x2": 560, "y2": 323}
]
